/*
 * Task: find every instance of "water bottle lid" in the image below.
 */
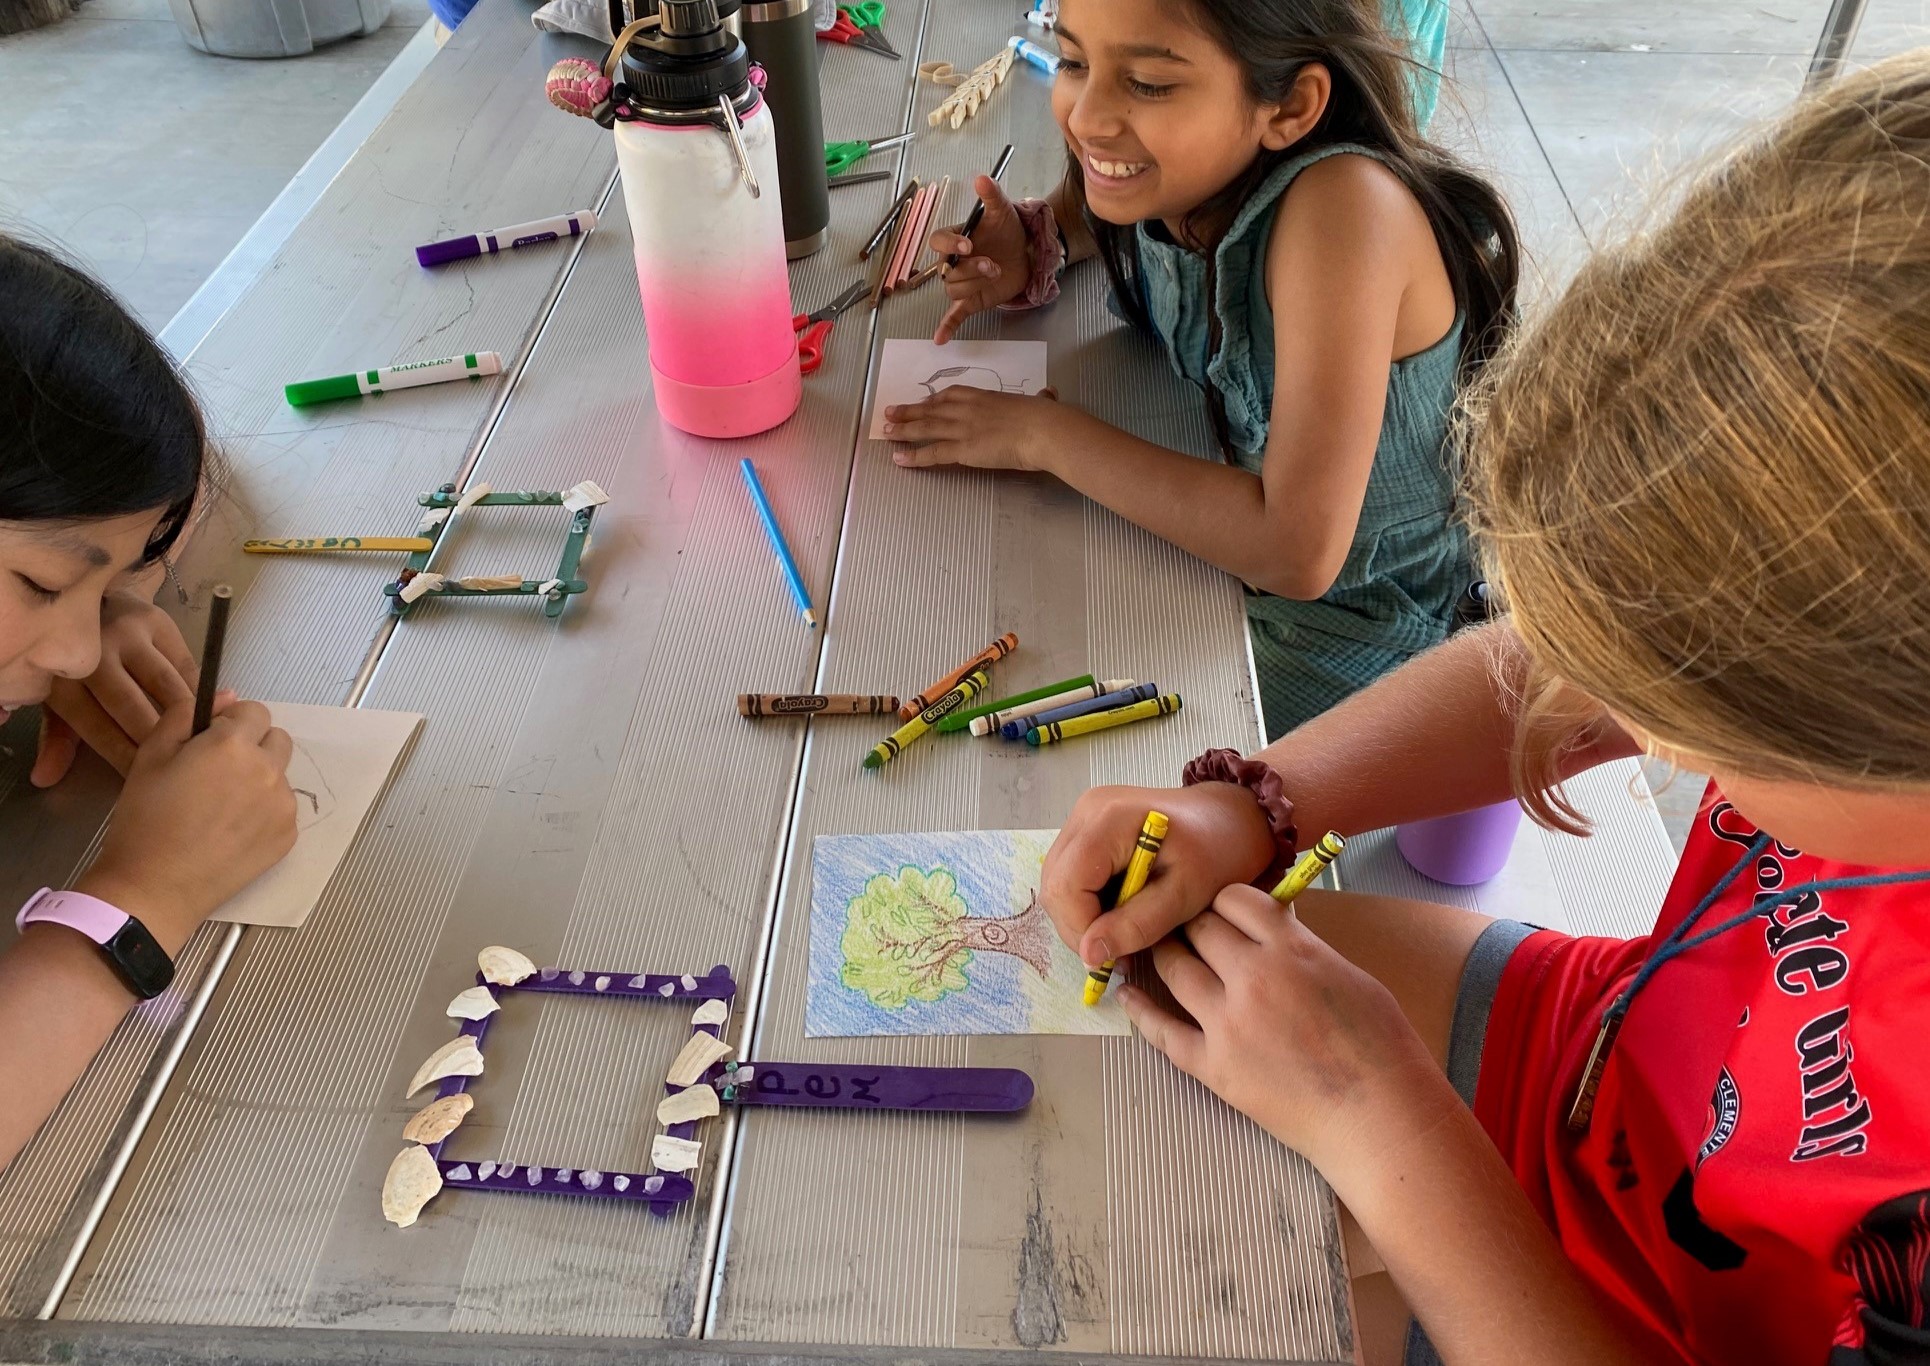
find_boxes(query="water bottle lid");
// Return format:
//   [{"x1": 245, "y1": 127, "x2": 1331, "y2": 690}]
[{"x1": 612, "y1": 0, "x2": 751, "y2": 111}]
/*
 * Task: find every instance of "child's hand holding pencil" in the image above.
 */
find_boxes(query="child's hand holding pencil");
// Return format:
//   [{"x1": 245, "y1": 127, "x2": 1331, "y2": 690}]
[{"x1": 928, "y1": 175, "x2": 1031, "y2": 344}]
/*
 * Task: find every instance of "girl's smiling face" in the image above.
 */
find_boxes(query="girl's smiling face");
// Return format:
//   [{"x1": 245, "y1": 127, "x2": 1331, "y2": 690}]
[{"x1": 1052, "y1": 0, "x2": 1323, "y2": 237}]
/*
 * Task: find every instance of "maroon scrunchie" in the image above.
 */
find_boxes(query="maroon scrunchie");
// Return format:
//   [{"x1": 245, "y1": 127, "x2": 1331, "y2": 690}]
[{"x1": 1180, "y1": 747, "x2": 1298, "y2": 888}]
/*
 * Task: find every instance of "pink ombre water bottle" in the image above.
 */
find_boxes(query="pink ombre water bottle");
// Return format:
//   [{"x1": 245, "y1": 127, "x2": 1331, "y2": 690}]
[{"x1": 610, "y1": 0, "x2": 801, "y2": 438}]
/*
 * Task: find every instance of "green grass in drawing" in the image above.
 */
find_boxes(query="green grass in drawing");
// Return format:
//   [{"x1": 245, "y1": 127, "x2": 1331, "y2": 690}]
[
  {"x1": 839, "y1": 866, "x2": 1054, "y2": 1008},
  {"x1": 807, "y1": 830, "x2": 1130, "y2": 1038}
]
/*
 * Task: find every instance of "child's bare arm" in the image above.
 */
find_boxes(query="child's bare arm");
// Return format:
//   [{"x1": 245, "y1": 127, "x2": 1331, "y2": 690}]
[{"x1": 1041, "y1": 625, "x2": 1640, "y2": 966}]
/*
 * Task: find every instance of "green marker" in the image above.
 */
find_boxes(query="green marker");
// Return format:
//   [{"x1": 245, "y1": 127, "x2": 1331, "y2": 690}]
[
  {"x1": 936, "y1": 674, "x2": 1096, "y2": 734},
  {"x1": 285, "y1": 351, "x2": 503, "y2": 406}
]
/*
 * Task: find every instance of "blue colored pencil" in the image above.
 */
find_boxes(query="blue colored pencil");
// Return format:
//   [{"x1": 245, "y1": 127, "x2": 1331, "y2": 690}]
[
  {"x1": 1003, "y1": 681, "x2": 1158, "y2": 739},
  {"x1": 739, "y1": 459, "x2": 817, "y2": 629}
]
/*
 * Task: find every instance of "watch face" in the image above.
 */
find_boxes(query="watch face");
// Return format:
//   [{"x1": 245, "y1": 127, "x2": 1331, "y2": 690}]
[{"x1": 103, "y1": 920, "x2": 175, "y2": 999}]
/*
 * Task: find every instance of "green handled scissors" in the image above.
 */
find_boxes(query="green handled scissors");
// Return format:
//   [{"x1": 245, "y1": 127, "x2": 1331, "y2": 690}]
[
  {"x1": 824, "y1": 130, "x2": 915, "y2": 177},
  {"x1": 840, "y1": 2, "x2": 897, "y2": 57}
]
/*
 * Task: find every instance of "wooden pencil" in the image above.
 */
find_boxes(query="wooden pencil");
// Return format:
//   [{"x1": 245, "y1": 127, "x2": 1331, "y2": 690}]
[{"x1": 191, "y1": 585, "x2": 233, "y2": 736}]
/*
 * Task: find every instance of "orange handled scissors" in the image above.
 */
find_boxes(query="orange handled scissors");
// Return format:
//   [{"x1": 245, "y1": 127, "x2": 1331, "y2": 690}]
[{"x1": 793, "y1": 281, "x2": 870, "y2": 375}]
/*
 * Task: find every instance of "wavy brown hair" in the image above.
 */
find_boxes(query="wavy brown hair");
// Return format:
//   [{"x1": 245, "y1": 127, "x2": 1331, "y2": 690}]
[{"x1": 1461, "y1": 53, "x2": 1930, "y2": 832}]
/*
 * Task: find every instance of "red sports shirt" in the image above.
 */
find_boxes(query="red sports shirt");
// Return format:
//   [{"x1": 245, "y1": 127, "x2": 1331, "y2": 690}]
[{"x1": 1475, "y1": 787, "x2": 1930, "y2": 1365}]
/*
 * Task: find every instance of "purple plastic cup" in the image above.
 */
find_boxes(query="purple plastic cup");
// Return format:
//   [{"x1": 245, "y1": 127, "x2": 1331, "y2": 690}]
[{"x1": 1395, "y1": 800, "x2": 1524, "y2": 886}]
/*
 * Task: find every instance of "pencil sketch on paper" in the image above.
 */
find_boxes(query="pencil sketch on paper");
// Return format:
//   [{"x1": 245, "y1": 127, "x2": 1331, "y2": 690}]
[
  {"x1": 919, "y1": 365, "x2": 1031, "y2": 398},
  {"x1": 211, "y1": 702, "x2": 422, "y2": 929},
  {"x1": 285, "y1": 739, "x2": 338, "y2": 831},
  {"x1": 868, "y1": 339, "x2": 1049, "y2": 440},
  {"x1": 807, "y1": 829, "x2": 1130, "y2": 1037}
]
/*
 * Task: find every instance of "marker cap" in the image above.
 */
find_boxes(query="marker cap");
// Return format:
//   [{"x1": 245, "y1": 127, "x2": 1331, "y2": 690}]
[
  {"x1": 284, "y1": 373, "x2": 364, "y2": 406},
  {"x1": 416, "y1": 235, "x2": 483, "y2": 267}
]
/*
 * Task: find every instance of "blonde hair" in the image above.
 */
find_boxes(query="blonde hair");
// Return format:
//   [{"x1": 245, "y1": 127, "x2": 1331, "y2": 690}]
[{"x1": 1461, "y1": 53, "x2": 1930, "y2": 832}]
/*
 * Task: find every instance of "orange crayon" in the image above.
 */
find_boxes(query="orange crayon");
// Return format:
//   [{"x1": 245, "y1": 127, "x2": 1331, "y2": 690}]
[{"x1": 898, "y1": 632, "x2": 1017, "y2": 719}]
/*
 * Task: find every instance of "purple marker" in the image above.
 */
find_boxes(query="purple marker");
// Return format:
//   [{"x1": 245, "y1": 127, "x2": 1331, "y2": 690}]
[{"x1": 416, "y1": 209, "x2": 599, "y2": 267}]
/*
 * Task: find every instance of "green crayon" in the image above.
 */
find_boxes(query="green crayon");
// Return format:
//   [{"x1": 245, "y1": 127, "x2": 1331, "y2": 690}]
[
  {"x1": 935, "y1": 673, "x2": 1096, "y2": 733},
  {"x1": 864, "y1": 671, "x2": 990, "y2": 769}
]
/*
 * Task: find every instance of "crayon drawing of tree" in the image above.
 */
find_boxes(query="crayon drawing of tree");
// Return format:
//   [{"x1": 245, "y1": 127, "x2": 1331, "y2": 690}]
[{"x1": 839, "y1": 865, "x2": 1055, "y2": 1009}]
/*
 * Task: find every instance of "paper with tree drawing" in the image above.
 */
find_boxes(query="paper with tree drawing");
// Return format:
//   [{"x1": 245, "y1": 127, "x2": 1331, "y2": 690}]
[
  {"x1": 211, "y1": 703, "x2": 422, "y2": 928},
  {"x1": 807, "y1": 829, "x2": 1130, "y2": 1037},
  {"x1": 868, "y1": 340, "x2": 1050, "y2": 441}
]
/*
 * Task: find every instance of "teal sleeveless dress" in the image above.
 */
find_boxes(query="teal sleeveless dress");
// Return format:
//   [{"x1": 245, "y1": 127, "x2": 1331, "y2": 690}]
[{"x1": 1125, "y1": 144, "x2": 1474, "y2": 739}]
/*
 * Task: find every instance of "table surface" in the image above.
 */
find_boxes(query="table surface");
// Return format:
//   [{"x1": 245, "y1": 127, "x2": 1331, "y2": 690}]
[{"x1": 0, "y1": 2, "x2": 1677, "y2": 1360}]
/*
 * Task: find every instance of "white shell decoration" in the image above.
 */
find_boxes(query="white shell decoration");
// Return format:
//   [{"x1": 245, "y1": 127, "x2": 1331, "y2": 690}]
[
  {"x1": 446, "y1": 986, "x2": 500, "y2": 1021},
  {"x1": 382, "y1": 1145, "x2": 443, "y2": 1228},
  {"x1": 406, "y1": 1036, "x2": 484, "y2": 1097},
  {"x1": 690, "y1": 999, "x2": 729, "y2": 1028},
  {"x1": 664, "y1": 1032, "x2": 733, "y2": 1087},
  {"x1": 478, "y1": 945, "x2": 537, "y2": 986},
  {"x1": 401, "y1": 1092, "x2": 474, "y2": 1144},
  {"x1": 651, "y1": 1134, "x2": 703, "y2": 1173},
  {"x1": 656, "y1": 1085, "x2": 721, "y2": 1127}
]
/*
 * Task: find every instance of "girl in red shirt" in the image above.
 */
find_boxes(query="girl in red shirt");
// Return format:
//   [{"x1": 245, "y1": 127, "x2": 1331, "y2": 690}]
[{"x1": 1041, "y1": 53, "x2": 1930, "y2": 1366}]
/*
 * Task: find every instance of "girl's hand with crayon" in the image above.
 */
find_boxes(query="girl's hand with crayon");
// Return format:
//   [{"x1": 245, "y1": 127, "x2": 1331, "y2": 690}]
[
  {"x1": 927, "y1": 176, "x2": 1033, "y2": 346},
  {"x1": 33, "y1": 592, "x2": 227, "y2": 787},
  {"x1": 1120, "y1": 884, "x2": 1448, "y2": 1172},
  {"x1": 1042, "y1": 781, "x2": 1275, "y2": 969}
]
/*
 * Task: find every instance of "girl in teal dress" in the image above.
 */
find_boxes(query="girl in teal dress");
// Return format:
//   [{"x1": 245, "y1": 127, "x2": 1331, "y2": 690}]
[{"x1": 884, "y1": 0, "x2": 1517, "y2": 739}]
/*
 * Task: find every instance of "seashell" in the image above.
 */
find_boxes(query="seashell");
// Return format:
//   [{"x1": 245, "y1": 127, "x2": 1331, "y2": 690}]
[
  {"x1": 546, "y1": 57, "x2": 613, "y2": 119},
  {"x1": 446, "y1": 986, "x2": 500, "y2": 1021},
  {"x1": 407, "y1": 1036, "x2": 484, "y2": 1097},
  {"x1": 651, "y1": 1134, "x2": 703, "y2": 1173},
  {"x1": 478, "y1": 945, "x2": 536, "y2": 986},
  {"x1": 402, "y1": 1092, "x2": 474, "y2": 1144},
  {"x1": 665, "y1": 1032, "x2": 733, "y2": 1087},
  {"x1": 690, "y1": 998, "x2": 729, "y2": 1028},
  {"x1": 657, "y1": 1085, "x2": 720, "y2": 1127},
  {"x1": 382, "y1": 1146, "x2": 442, "y2": 1228}
]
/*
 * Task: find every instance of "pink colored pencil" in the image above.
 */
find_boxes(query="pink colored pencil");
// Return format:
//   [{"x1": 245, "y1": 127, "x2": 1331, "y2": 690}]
[
  {"x1": 882, "y1": 185, "x2": 926, "y2": 292},
  {"x1": 900, "y1": 175, "x2": 950, "y2": 289},
  {"x1": 886, "y1": 184, "x2": 934, "y2": 291}
]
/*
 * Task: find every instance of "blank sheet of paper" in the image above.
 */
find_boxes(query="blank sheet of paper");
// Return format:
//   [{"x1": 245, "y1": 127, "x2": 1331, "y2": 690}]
[
  {"x1": 868, "y1": 339, "x2": 1050, "y2": 440},
  {"x1": 211, "y1": 703, "x2": 423, "y2": 928}
]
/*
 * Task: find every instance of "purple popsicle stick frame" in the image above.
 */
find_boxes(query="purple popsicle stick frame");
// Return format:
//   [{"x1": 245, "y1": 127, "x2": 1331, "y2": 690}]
[
  {"x1": 426, "y1": 962, "x2": 736, "y2": 1218},
  {"x1": 408, "y1": 955, "x2": 1034, "y2": 1227}
]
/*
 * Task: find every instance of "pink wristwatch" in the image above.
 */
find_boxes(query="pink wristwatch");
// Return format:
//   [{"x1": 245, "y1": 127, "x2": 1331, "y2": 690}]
[{"x1": 16, "y1": 887, "x2": 175, "y2": 999}]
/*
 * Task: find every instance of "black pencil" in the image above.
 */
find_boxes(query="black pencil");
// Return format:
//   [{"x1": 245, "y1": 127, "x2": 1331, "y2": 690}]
[
  {"x1": 191, "y1": 585, "x2": 233, "y2": 736},
  {"x1": 945, "y1": 144, "x2": 1015, "y2": 267}
]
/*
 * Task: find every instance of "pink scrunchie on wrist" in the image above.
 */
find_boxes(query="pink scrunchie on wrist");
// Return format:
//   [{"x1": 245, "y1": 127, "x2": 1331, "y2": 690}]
[
  {"x1": 997, "y1": 198, "x2": 1066, "y2": 312},
  {"x1": 1180, "y1": 747, "x2": 1299, "y2": 888}
]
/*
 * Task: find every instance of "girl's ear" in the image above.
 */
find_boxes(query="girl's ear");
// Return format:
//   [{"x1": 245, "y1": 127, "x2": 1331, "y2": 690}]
[{"x1": 1259, "y1": 63, "x2": 1332, "y2": 152}]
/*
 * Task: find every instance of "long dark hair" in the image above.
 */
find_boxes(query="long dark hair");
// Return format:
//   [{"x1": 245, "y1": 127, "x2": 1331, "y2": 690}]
[
  {"x1": 1074, "y1": 0, "x2": 1519, "y2": 392},
  {"x1": 0, "y1": 236, "x2": 205, "y2": 563}
]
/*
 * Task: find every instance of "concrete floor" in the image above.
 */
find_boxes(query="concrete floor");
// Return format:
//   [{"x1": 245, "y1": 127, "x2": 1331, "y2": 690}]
[
  {"x1": 0, "y1": 0, "x2": 427, "y2": 331},
  {"x1": 1, "y1": 0, "x2": 1927, "y2": 849}
]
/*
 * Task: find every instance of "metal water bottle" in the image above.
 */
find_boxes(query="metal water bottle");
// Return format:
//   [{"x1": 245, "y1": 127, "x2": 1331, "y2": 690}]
[
  {"x1": 739, "y1": 0, "x2": 829, "y2": 258},
  {"x1": 610, "y1": 0, "x2": 802, "y2": 437}
]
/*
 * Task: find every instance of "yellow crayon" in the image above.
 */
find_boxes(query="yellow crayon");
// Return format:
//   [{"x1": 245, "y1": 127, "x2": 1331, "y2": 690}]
[
  {"x1": 1082, "y1": 810, "x2": 1169, "y2": 1006},
  {"x1": 1268, "y1": 831, "x2": 1346, "y2": 905},
  {"x1": 864, "y1": 671, "x2": 990, "y2": 769},
  {"x1": 244, "y1": 536, "x2": 435, "y2": 554},
  {"x1": 1025, "y1": 693, "x2": 1182, "y2": 746}
]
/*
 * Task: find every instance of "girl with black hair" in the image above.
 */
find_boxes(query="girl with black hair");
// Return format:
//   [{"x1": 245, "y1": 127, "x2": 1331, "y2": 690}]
[
  {"x1": 0, "y1": 236, "x2": 297, "y2": 1171},
  {"x1": 882, "y1": 0, "x2": 1518, "y2": 739}
]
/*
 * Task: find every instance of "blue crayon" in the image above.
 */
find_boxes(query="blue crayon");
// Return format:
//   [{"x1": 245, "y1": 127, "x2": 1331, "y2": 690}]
[{"x1": 1003, "y1": 681, "x2": 1158, "y2": 739}]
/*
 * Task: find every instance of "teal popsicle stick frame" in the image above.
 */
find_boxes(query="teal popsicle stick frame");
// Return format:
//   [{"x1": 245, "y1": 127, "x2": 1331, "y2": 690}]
[{"x1": 384, "y1": 483, "x2": 598, "y2": 620}]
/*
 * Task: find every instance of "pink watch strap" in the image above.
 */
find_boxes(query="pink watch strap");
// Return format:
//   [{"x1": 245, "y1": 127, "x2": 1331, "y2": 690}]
[{"x1": 16, "y1": 887, "x2": 130, "y2": 946}]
